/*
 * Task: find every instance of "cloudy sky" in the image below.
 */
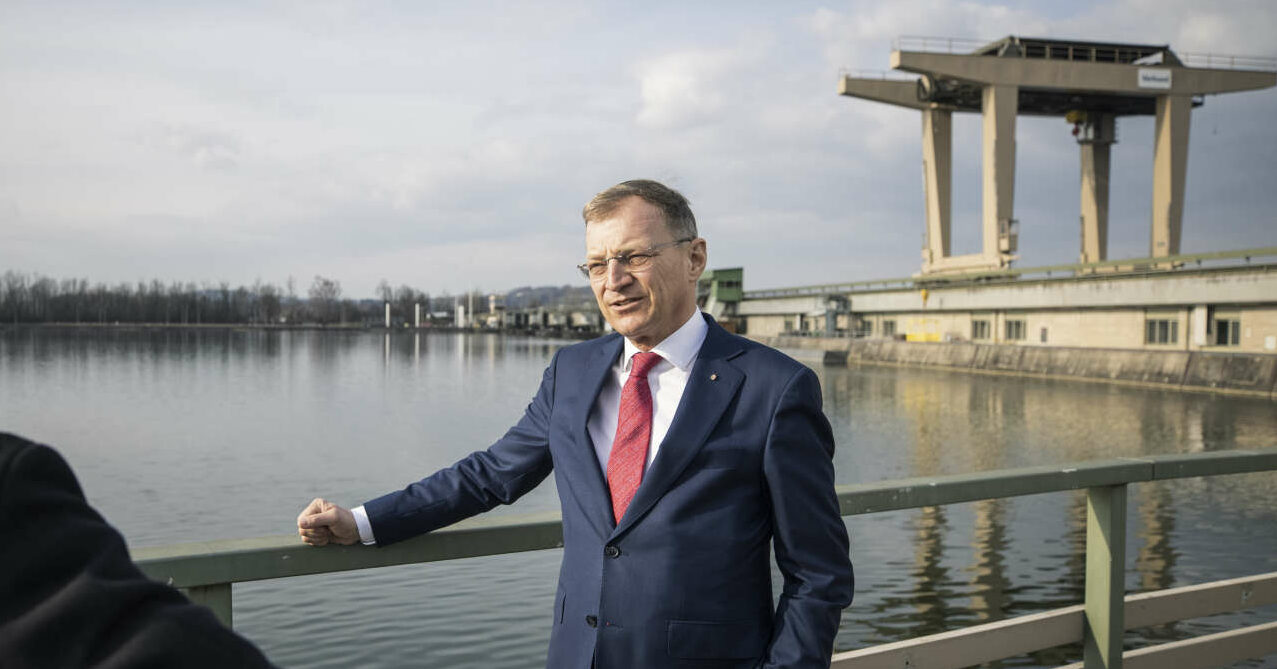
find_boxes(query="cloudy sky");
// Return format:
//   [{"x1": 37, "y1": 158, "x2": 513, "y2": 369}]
[{"x1": 2, "y1": 1, "x2": 1274, "y2": 298}]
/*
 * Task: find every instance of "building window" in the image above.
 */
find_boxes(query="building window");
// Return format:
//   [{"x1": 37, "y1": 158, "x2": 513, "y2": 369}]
[
  {"x1": 1214, "y1": 317, "x2": 1240, "y2": 346},
  {"x1": 971, "y1": 320, "x2": 990, "y2": 340},
  {"x1": 1040, "y1": 327, "x2": 1048, "y2": 343},
  {"x1": 1005, "y1": 319, "x2": 1026, "y2": 341},
  {"x1": 883, "y1": 320, "x2": 896, "y2": 337},
  {"x1": 1145, "y1": 319, "x2": 1178, "y2": 345}
]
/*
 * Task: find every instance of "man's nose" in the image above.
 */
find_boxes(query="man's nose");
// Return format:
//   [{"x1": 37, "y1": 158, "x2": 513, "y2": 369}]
[{"x1": 604, "y1": 259, "x2": 633, "y2": 289}]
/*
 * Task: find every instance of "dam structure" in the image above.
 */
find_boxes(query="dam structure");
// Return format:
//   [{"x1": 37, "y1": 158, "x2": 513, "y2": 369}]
[{"x1": 702, "y1": 36, "x2": 1277, "y2": 395}]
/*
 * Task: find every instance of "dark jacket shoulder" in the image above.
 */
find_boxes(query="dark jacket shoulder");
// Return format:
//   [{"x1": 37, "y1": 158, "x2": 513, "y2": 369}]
[{"x1": 0, "y1": 432, "x2": 277, "y2": 668}]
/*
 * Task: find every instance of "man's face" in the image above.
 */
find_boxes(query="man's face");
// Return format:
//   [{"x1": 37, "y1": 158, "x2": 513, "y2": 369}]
[{"x1": 584, "y1": 196, "x2": 706, "y2": 351}]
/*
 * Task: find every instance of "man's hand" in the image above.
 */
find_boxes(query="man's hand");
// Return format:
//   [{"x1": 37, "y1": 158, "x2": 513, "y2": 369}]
[{"x1": 296, "y1": 498, "x2": 360, "y2": 546}]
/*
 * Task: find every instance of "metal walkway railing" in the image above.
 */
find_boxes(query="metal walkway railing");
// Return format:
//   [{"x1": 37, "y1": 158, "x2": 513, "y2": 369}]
[
  {"x1": 134, "y1": 448, "x2": 1277, "y2": 669},
  {"x1": 890, "y1": 35, "x2": 1277, "y2": 72},
  {"x1": 741, "y1": 245, "x2": 1277, "y2": 299}
]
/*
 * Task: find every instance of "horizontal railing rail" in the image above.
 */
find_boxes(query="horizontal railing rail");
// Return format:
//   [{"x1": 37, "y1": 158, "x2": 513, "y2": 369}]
[
  {"x1": 1172, "y1": 52, "x2": 1277, "y2": 72},
  {"x1": 893, "y1": 35, "x2": 989, "y2": 54},
  {"x1": 133, "y1": 448, "x2": 1277, "y2": 668},
  {"x1": 740, "y1": 246, "x2": 1277, "y2": 299},
  {"x1": 889, "y1": 35, "x2": 1277, "y2": 72},
  {"x1": 838, "y1": 68, "x2": 919, "y2": 81},
  {"x1": 135, "y1": 450, "x2": 1276, "y2": 589},
  {"x1": 832, "y1": 572, "x2": 1277, "y2": 669}
]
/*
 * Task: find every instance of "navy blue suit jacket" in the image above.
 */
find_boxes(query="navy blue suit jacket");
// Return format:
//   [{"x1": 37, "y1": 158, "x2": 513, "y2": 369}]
[{"x1": 365, "y1": 319, "x2": 853, "y2": 668}]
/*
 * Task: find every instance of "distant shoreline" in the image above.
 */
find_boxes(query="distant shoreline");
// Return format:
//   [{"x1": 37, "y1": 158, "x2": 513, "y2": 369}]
[
  {"x1": 3, "y1": 321, "x2": 361, "y2": 331},
  {"x1": 0, "y1": 322, "x2": 601, "y2": 339}
]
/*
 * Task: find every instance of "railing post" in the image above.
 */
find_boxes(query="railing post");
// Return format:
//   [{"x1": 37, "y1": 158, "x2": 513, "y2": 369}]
[
  {"x1": 185, "y1": 583, "x2": 233, "y2": 628},
  {"x1": 1084, "y1": 484, "x2": 1126, "y2": 669}
]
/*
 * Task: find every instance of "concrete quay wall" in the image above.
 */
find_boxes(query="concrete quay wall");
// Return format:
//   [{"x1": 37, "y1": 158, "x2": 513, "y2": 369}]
[{"x1": 758, "y1": 336, "x2": 1277, "y2": 399}]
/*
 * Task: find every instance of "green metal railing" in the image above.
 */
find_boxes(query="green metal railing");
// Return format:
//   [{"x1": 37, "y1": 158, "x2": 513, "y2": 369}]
[
  {"x1": 133, "y1": 448, "x2": 1277, "y2": 669},
  {"x1": 741, "y1": 246, "x2": 1277, "y2": 299}
]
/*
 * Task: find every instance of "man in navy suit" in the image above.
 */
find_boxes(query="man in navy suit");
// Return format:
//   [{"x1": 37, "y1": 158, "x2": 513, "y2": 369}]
[{"x1": 298, "y1": 179, "x2": 853, "y2": 667}]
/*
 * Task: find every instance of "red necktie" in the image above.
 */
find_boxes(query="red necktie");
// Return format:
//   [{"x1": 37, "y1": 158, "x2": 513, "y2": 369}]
[{"x1": 607, "y1": 351, "x2": 662, "y2": 524}]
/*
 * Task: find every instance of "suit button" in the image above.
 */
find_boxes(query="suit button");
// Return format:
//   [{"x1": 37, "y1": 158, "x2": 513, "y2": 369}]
[
  {"x1": 603, "y1": 545, "x2": 621, "y2": 558},
  {"x1": 585, "y1": 615, "x2": 598, "y2": 628}
]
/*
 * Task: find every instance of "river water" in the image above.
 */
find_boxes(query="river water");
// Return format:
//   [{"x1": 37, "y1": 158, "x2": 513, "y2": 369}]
[{"x1": 2, "y1": 327, "x2": 1275, "y2": 668}]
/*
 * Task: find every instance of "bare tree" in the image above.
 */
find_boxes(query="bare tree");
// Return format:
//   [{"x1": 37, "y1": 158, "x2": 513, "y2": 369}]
[
  {"x1": 255, "y1": 280, "x2": 281, "y2": 324},
  {"x1": 308, "y1": 275, "x2": 342, "y2": 325},
  {"x1": 393, "y1": 285, "x2": 421, "y2": 326}
]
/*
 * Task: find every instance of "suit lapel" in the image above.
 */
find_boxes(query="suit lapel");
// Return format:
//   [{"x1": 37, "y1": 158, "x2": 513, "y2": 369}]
[
  {"x1": 610, "y1": 319, "x2": 745, "y2": 539},
  {"x1": 560, "y1": 334, "x2": 623, "y2": 539}
]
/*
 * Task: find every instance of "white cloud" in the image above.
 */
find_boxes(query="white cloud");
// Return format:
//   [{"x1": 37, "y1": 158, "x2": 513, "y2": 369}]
[
  {"x1": 143, "y1": 124, "x2": 242, "y2": 171},
  {"x1": 803, "y1": 1, "x2": 1050, "y2": 72},
  {"x1": 636, "y1": 47, "x2": 753, "y2": 130}
]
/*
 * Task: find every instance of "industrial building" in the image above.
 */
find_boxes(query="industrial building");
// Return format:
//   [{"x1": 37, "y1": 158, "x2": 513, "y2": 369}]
[
  {"x1": 735, "y1": 250, "x2": 1277, "y2": 355},
  {"x1": 723, "y1": 36, "x2": 1277, "y2": 358}
]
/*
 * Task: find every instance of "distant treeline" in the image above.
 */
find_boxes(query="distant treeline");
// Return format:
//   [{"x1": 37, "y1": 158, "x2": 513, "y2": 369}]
[
  {"x1": 0, "y1": 272, "x2": 433, "y2": 325},
  {"x1": 0, "y1": 271, "x2": 596, "y2": 326}
]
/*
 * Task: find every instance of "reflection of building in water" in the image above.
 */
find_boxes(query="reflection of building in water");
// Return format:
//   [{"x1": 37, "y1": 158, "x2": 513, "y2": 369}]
[
  {"x1": 896, "y1": 373, "x2": 980, "y2": 473},
  {"x1": 1065, "y1": 491, "x2": 1088, "y2": 604},
  {"x1": 1134, "y1": 401, "x2": 1179, "y2": 609},
  {"x1": 859, "y1": 506, "x2": 959, "y2": 642},
  {"x1": 893, "y1": 367, "x2": 1025, "y2": 474},
  {"x1": 910, "y1": 505, "x2": 957, "y2": 635},
  {"x1": 894, "y1": 370, "x2": 1018, "y2": 627},
  {"x1": 967, "y1": 498, "x2": 1010, "y2": 621},
  {"x1": 899, "y1": 369, "x2": 952, "y2": 632},
  {"x1": 961, "y1": 383, "x2": 1013, "y2": 621},
  {"x1": 965, "y1": 380, "x2": 1022, "y2": 470},
  {"x1": 1014, "y1": 381, "x2": 1224, "y2": 463},
  {"x1": 1135, "y1": 481, "x2": 1177, "y2": 596}
]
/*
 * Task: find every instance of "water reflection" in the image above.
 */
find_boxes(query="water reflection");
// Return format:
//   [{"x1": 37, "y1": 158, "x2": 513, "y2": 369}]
[
  {"x1": 1, "y1": 332, "x2": 1274, "y2": 669},
  {"x1": 910, "y1": 505, "x2": 956, "y2": 633},
  {"x1": 815, "y1": 362, "x2": 1275, "y2": 667},
  {"x1": 968, "y1": 499, "x2": 1010, "y2": 622},
  {"x1": 862, "y1": 505, "x2": 959, "y2": 641}
]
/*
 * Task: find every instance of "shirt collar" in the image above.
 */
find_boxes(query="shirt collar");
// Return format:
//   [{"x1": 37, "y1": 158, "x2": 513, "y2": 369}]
[{"x1": 621, "y1": 310, "x2": 708, "y2": 372}]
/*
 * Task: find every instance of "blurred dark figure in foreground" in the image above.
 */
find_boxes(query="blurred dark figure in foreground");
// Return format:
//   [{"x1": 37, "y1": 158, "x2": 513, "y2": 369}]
[{"x1": 0, "y1": 432, "x2": 275, "y2": 668}]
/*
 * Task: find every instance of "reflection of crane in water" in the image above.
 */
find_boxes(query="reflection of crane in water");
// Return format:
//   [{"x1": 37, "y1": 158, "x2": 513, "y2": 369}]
[
  {"x1": 893, "y1": 372, "x2": 1023, "y2": 626},
  {"x1": 962, "y1": 383, "x2": 1016, "y2": 623},
  {"x1": 967, "y1": 497, "x2": 1010, "y2": 622}
]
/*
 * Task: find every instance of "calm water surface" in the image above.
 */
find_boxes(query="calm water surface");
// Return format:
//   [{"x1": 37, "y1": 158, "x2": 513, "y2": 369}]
[{"x1": 2, "y1": 328, "x2": 1275, "y2": 668}]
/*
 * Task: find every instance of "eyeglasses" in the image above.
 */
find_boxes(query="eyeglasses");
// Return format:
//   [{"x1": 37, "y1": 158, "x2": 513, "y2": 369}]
[{"x1": 577, "y1": 237, "x2": 694, "y2": 281}]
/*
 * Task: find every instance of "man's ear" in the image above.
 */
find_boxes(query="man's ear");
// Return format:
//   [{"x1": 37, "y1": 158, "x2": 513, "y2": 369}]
[{"x1": 687, "y1": 238, "x2": 708, "y2": 280}]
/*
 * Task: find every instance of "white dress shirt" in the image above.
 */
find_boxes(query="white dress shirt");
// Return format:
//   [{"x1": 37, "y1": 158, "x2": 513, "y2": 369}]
[
  {"x1": 352, "y1": 309, "x2": 709, "y2": 545},
  {"x1": 586, "y1": 309, "x2": 707, "y2": 474}
]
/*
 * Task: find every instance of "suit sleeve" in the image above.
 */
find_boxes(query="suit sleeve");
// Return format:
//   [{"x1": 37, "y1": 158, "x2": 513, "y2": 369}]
[
  {"x1": 0, "y1": 435, "x2": 276, "y2": 668},
  {"x1": 363, "y1": 351, "x2": 559, "y2": 546},
  {"x1": 760, "y1": 367, "x2": 854, "y2": 668}
]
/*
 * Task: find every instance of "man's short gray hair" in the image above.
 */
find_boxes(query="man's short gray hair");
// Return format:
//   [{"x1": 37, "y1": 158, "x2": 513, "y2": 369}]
[{"x1": 582, "y1": 179, "x2": 698, "y2": 240}]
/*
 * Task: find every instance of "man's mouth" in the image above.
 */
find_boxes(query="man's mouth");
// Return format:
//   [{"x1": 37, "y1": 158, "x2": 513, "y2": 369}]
[{"x1": 610, "y1": 296, "x2": 642, "y2": 309}]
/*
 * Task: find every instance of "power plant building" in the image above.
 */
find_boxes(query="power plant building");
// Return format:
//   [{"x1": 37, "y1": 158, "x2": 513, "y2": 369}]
[{"x1": 730, "y1": 36, "x2": 1277, "y2": 357}]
